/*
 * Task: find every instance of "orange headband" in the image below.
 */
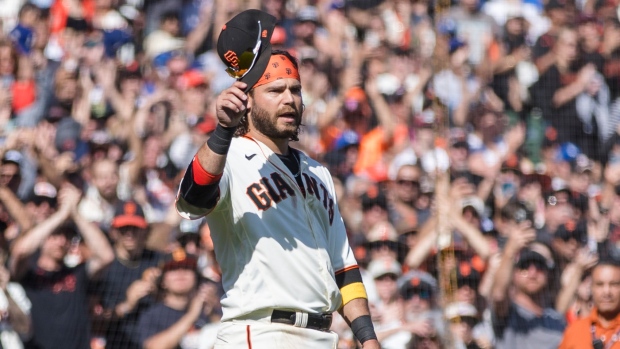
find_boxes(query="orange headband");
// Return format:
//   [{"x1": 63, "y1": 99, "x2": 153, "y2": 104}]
[{"x1": 253, "y1": 54, "x2": 300, "y2": 89}]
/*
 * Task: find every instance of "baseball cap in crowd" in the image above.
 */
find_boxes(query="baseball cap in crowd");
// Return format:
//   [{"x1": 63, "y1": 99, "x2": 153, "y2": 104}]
[
  {"x1": 449, "y1": 128, "x2": 469, "y2": 149},
  {"x1": 449, "y1": 38, "x2": 467, "y2": 55},
  {"x1": 521, "y1": 173, "x2": 552, "y2": 193},
  {"x1": 414, "y1": 110, "x2": 435, "y2": 129},
  {"x1": 572, "y1": 154, "x2": 593, "y2": 174},
  {"x1": 445, "y1": 302, "x2": 478, "y2": 322},
  {"x1": 2, "y1": 150, "x2": 22, "y2": 166},
  {"x1": 457, "y1": 259, "x2": 483, "y2": 288},
  {"x1": 515, "y1": 245, "x2": 554, "y2": 271},
  {"x1": 89, "y1": 130, "x2": 114, "y2": 149},
  {"x1": 333, "y1": 130, "x2": 360, "y2": 151},
  {"x1": 555, "y1": 142, "x2": 581, "y2": 163},
  {"x1": 52, "y1": 222, "x2": 79, "y2": 239},
  {"x1": 554, "y1": 219, "x2": 587, "y2": 244},
  {"x1": 55, "y1": 117, "x2": 82, "y2": 152},
  {"x1": 145, "y1": 34, "x2": 185, "y2": 59},
  {"x1": 177, "y1": 219, "x2": 203, "y2": 249},
  {"x1": 399, "y1": 270, "x2": 437, "y2": 300},
  {"x1": 367, "y1": 258, "x2": 402, "y2": 279},
  {"x1": 461, "y1": 196, "x2": 485, "y2": 218},
  {"x1": 111, "y1": 200, "x2": 148, "y2": 229},
  {"x1": 360, "y1": 187, "x2": 388, "y2": 211},
  {"x1": 365, "y1": 221, "x2": 402, "y2": 248},
  {"x1": 152, "y1": 50, "x2": 187, "y2": 70},
  {"x1": 546, "y1": 0, "x2": 567, "y2": 11},
  {"x1": 159, "y1": 248, "x2": 198, "y2": 273},
  {"x1": 216, "y1": 9, "x2": 277, "y2": 91},
  {"x1": 344, "y1": 87, "x2": 367, "y2": 112},
  {"x1": 296, "y1": 46, "x2": 318, "y2": 63},
  {"x1": 118, "y1": 62, "x2": 142, "y2": 81},
  {"x1": 177, "y1": 70, "x2": 208, "y2": 90},
  {"x1": 102, "y1": 29, "x2": 133, "y2": 58},
  {"x1": 29, "y1": 181, "x2": 58, "y2": 207},
  {"x1": 296, "y1": 6, "x2": 320, "y2": 23}
]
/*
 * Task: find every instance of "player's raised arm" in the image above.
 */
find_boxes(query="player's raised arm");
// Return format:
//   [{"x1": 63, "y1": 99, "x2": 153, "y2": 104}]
[{"x1": 175, "y1": 81, "x2": 247, "y2": 219}]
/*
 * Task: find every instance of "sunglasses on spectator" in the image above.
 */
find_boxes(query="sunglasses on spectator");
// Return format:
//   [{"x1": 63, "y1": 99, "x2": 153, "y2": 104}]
[
  {"x1": 558, "y1": 232, "x2": 587, "y2": 243},
  {"x1": 117, "y1": 226, "x2": 146, "y2": 235},
  {"x1": 515, "y1": 259, "x2": 547, "y2": 272},
  {"x1": 405, "y1": 288, "x2": 432, "y2": 300},
  {"x1": 368, "y1": 241, "x2": 399, "y2": 251},
  {"x1": 396, "y1": 179, "x2": 420, "y2": 187},
  {"x1": 225, "y1": 22, "x2": 262, "y2": 79}
]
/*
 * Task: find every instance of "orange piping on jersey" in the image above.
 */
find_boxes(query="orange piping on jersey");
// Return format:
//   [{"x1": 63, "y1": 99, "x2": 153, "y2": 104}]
[
  {"x1": 246, "y1": 325, "x2": 252, "y2": 349},
  {"x1": 335, "y1": 265, "x2": 359, "y2": 275}
]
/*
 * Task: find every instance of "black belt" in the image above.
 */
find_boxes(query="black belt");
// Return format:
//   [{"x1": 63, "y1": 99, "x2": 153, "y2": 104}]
[{"x1": 271, "y1": 310, "x2": 332, "y2": 331}]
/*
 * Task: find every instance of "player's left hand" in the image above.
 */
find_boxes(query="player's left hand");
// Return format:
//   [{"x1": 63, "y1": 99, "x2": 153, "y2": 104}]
[{"x1": 362, "y1": 339, "x2": 381, "y2": 349}]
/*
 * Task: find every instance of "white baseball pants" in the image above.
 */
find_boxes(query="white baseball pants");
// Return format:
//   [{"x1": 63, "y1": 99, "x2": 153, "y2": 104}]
[{"x1": 214, "y1": 321, "x2": 338, "y2": 349}]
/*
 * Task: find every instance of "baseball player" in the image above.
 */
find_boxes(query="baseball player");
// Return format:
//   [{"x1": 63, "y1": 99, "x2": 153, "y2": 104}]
[{"x1": 175, "y1": 9, "x2": 379, "y2": 349}]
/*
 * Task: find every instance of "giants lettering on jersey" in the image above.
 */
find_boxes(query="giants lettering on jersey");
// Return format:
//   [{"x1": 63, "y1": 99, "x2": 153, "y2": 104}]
[{"x1": 246, "y1": 172, "x2": 335, "y2": 225}]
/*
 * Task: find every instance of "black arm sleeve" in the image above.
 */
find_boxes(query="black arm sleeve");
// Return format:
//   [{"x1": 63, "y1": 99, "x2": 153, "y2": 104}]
[{"x1": 178, "y1": 161, "x2": 221, "y2": 210}]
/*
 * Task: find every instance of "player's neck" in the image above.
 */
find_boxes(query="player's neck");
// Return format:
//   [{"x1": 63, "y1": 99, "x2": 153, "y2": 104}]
[{"x1": 249, "y1": 129, "x2": 289, "y2": 155}]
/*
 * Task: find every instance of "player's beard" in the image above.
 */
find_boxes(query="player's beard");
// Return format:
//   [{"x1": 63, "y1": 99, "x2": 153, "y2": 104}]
[{"x1": 250, "y1": 104, "x2": 302, "y2": 140}]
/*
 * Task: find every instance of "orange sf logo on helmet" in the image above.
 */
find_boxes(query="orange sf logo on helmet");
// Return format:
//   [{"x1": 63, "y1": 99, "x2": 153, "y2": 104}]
[{"x1": 224, "y1": 50, "x2": 239, "y2": 68}]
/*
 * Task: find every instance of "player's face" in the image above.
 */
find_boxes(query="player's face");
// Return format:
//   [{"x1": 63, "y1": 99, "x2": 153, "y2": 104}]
[
  {"x1": 592, "y1": 265, "x2": 620, "y2": 316},
  {"x1": 249, "y1": 78, "x2": 303, "y2": 140}
]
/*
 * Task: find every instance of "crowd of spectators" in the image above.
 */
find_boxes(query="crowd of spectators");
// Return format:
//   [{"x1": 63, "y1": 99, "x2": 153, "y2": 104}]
[{"x1": 0, "y1": 0, "x2": 620, "y2": 347}]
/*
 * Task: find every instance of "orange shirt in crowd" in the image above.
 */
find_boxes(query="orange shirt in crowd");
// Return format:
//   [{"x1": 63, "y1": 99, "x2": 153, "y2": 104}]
[
  {"x1": 50, "y1": 0, "x2": 95, "y2": 34},
  {"x1": 559, "y1": 308, "x2": 620, "y2": 349},
  {"x1": 353, "y1": 124, "x2": 409, "y2": 179}
]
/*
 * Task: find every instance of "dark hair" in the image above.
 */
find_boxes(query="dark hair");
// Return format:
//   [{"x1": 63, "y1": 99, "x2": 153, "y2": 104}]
[
  {"x1": 160, "y1": 10, "x2": 180, "y2": 23},
  {"x1": 18, "y1": 3, "x2": 39, "y2": 18},
  {"x1": 500, "y1": 200, "x2": 534, "y2": 224},
  {"x1": 594, "y1": 258, "x2": 620, "y2": 271},
  {"x1": 234, "y1": 50, "x2": 301, "y2": 141}
]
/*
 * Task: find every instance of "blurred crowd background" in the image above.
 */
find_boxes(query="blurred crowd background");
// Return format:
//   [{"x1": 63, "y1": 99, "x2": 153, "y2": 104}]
[{"x1": 0, "y1": 0, "x2": 619, "y2": 347}]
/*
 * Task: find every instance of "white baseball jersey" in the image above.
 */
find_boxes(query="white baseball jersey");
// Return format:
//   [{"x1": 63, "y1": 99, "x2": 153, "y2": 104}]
[{"x1": 177, "y1": 136, "x2": 358, "y2": 322}]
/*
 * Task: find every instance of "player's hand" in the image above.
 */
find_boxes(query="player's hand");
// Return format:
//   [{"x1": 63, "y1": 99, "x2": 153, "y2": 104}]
[{"x1": 215, "y1": 81, "x2": 248, "y2": 127}]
